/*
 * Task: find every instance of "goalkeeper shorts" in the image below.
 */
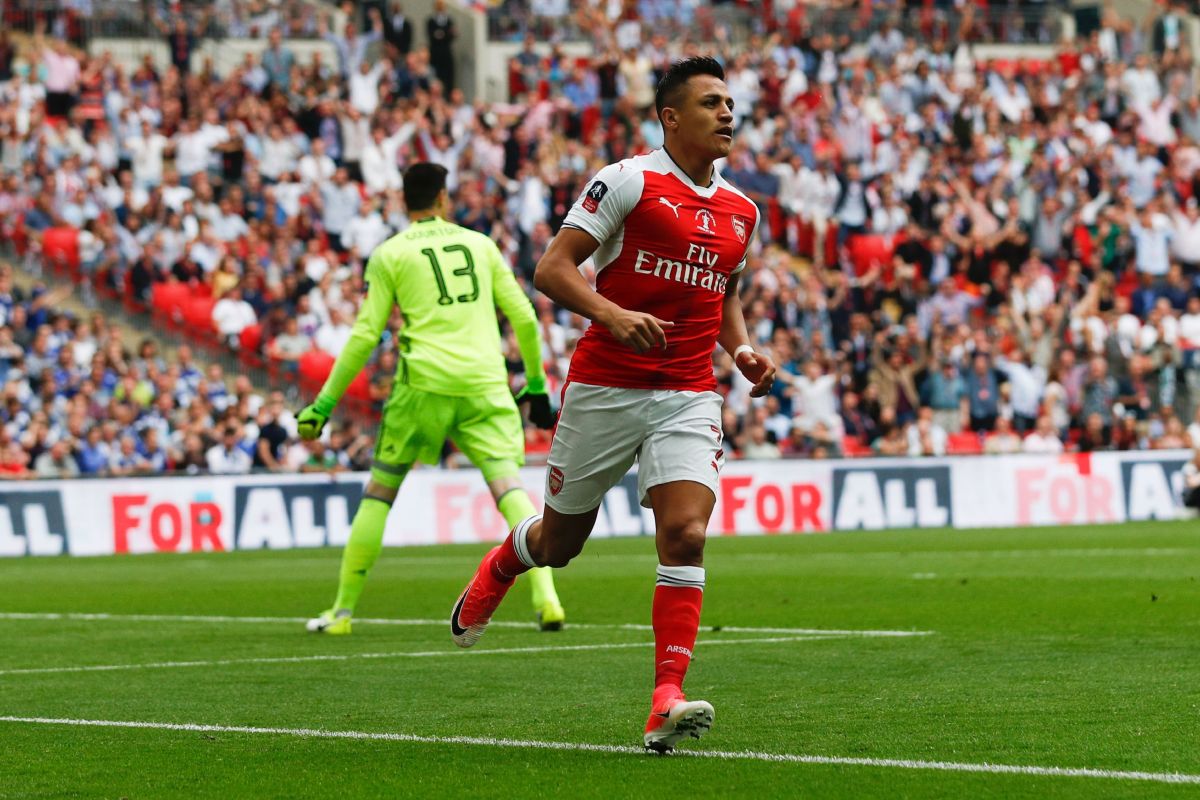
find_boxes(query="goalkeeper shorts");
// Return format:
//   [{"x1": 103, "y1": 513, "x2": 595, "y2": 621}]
[{"x1": 371, "y1": 383, "x2": 525, "y2": 488}]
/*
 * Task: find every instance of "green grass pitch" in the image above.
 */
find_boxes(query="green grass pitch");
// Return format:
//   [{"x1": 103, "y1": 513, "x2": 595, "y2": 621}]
[{"x1": 1, "y1": 521, "x2": 1198, "y2": 799}]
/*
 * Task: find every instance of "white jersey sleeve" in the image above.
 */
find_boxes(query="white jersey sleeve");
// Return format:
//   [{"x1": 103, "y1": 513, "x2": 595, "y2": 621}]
[{"x1": 561, "y1": 161, "x2": 645, "y2": 245}]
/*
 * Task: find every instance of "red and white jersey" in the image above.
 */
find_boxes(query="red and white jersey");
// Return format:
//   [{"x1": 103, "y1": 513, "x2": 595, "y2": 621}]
[{"x1": 561, "y1": 149, "x2": 759, "y2": 392}]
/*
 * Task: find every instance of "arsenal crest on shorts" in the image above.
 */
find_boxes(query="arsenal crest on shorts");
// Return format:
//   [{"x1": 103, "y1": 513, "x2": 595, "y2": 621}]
[
  {"x1": 731, "y1": 214, "x2": 747, "y2": 244},
  {"x1": 548, "y1": 466, "x2": 565, "y2": 496}
]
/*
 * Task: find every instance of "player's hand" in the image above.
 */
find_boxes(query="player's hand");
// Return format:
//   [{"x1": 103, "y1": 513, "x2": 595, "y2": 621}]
[
  {"x1": 296, "y1": 404, "x2": 330, "y2": 441},
  {"x1": 516, "y1": 387, "x2": 556, "y2": 429},
  {"x1": 602, "y1": 307, "x2": 674, "y2": 353},
  {"x1": 736, "y1": 348, "x2": 777, "y2": 398}
]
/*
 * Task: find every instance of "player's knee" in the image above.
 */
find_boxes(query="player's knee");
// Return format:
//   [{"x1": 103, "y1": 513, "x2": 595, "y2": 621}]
[
  {"x1": 659, "y1": 519, "x2": 706, "y2": 566},
  {"x1": 530, "y1": 535, "x2": 583, "y2": 568},
  {"x1": 527, "y1": 522, "x2": 586, "y2": 568}
]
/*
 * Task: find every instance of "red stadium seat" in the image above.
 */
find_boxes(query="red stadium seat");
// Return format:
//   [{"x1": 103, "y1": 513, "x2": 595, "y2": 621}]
[
  {"x1": 345, "y1": 370, "x2": 371, "y2": 401},
  {"x1": 41, "y1": 227, "x2": 80, "y2": 275},
  {"x1": 847, "y1": 234, "x2": 899, "y2": 277},
  {"x1": 239, "y1": 323, "x2": 263, "y2": 354},
  {"x1": 151, "y1": 281, "x2": 192, "y2": 328},
  {"x1": 842, "y1": 436, "x2": 873, "y2": 457},
  {"x1": 947, "y1": 432, "x2": 983, "y2": 456},
  {"x1": 298, "y1": 350, "x2": 336, "y2": 395},
  {"x1": 183, "y1": 296, "x2": 218, "y2": 346}
]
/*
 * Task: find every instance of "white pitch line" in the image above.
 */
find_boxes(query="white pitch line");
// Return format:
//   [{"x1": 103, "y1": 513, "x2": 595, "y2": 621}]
[
  {"x1": 0, "y1": 612, "x2": 931, "y2": 638},
  {"x1": 1, "y1": 716, "x2": 1197, "y2": 786},
  {"x1": 0, "y1": 636, "x2": 836, "y2": 677}
]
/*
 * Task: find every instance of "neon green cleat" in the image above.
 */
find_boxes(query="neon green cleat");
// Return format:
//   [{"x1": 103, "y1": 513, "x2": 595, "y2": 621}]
[
  {"x1": 537, "y1": 600, "x2": 566, "y2": 632},
  {"x1": 306, "y1": 609, "x2": 352, "y2": 635}
]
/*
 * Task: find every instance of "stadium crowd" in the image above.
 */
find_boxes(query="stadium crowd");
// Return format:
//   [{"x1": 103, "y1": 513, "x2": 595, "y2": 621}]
[{"x1": 2, "y1": 0, "x2": 1200, "y2": 477}]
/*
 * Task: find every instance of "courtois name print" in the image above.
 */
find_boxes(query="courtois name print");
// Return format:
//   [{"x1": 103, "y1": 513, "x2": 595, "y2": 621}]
[{"x1": 582, "y1": 181, "x2": 609, "y2": 213}]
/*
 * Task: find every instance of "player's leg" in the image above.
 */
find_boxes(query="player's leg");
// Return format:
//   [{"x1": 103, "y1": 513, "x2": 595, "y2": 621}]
[
  {"x1": 642, "y1": 479, "x2": 715, "y2": 751},
  {"x1": 638, "y1": 390, "x2": 724, "y2": 751},
  {"x1": 307, "y1": 476, "x2": 404, "y2": 635},
  {"x1": 451, "y1": 383, "x2": 641, "y2": 647},
  {"x1": 308, "y1": 385, "x2": 451, "y2": 634},
  {"x1": 484, "y1": 471, "x2": 566, "y2": 631},
  {"x1": 452, "y1": 389, "x2": 568, "y2": 630}
]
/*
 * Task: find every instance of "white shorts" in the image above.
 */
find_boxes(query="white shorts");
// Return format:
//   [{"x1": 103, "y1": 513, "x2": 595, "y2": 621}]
[{"x1": 544, "y1": 382, "x2": 725, "y2": 515}]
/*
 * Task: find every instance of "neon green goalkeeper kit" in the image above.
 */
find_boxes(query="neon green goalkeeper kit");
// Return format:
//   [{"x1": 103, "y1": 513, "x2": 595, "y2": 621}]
[{"x1": 305, "y1": 216, "x2": 562, "y2": 629}]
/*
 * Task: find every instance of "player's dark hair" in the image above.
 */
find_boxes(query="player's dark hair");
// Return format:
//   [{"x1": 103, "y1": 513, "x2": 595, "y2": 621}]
[
  {"x1": 403, "y1": 162, "x2": 449, "y2": 212},
  {"x1": 654, "y1": 56, "x2": 726, "y2": 123}
]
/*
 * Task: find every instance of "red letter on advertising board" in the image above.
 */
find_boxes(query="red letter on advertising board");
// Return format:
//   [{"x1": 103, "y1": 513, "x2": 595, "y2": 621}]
[
  {"x1": 435, "y1": 484, "x2": 470, "y2": 544},
  {"x1": 190, "y1": 502, "x2": 224, "y2": 552},
  {"x1": 1014, "y1": 468, "x2": 1044, "y2": 526},
  {"x1": 720, "y1": 475, "x2": 754, "y2": 532},
  {"x1": 755, "y1": 484, "x2": 786, "y2": 532},
  {"x1": 791, "y1": 484, "x2": 823, "y2": 531},
  {"x1": 112, "y1": 494, "x2": 148, "y2": 554},
  {"x1": 149, "y1": 503, "x2": 183, "y2": 552}
]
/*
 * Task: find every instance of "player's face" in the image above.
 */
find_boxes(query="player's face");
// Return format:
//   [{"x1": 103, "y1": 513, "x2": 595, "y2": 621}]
[{"x1": 673, "y1": 75, "x2": 735, "y2": 159}]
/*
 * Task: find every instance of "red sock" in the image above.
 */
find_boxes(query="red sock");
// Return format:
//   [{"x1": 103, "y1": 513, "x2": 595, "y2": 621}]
[
  {"x1": 652, "y1": 565, "x2": 705, "y2": 697},
  {"x1": 490, "y1": 515, "x2": 539, "y2": 581}
]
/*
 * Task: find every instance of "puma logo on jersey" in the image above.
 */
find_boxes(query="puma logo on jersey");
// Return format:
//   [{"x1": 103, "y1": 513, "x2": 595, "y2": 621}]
[{"x1": 658, "y1": 196, "x2": 682, "y2": 217}]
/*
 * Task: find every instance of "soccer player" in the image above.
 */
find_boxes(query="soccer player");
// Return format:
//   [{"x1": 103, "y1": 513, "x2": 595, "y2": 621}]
[
  {"x1": 449, "y1": 57, "x2": 776, "y2": 752},
  {"x1": 299, "y1": 162, "x2": 566, "y2": 635}
]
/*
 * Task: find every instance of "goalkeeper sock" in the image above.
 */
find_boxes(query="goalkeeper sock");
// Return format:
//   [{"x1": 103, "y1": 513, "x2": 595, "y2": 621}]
[
  {"x1": 331, "y1": 497, "x2": 391, "y2": 614},
  {"x1": 497, "y1": 490, "x2": 559, "y2": 609},
  {"x1": 491, "y1": 513, "x2": 539, "y2": 581},
  {"x1": 652, "y1": 565, "x2": 705, "y2": 694}
]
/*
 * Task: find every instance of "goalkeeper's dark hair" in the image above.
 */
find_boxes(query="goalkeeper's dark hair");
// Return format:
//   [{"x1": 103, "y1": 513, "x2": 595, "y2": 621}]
[
  {"x1": 654, "y1": 56, "x2": 726, "y2": 123},
  {"x1": 403, "y1": 162, "x2": 449, "y2": 212}
]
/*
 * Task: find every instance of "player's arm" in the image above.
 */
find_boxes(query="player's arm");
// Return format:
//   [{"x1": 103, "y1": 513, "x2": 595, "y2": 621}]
[
  {"x1": 718, "y1": 272, "x2": 776, "y2": 399},
  {"x1": 491, "y1": 247, "x2": 555, "y2": 428},
  {"x1": 297, "y1": 256, "x2": 394, "y2": 440},
  {"x1": 541, "y1": 165, "x2": 673, "y2": 353},
  {"x1": 535, "y1": 228, "x2": 673, "y2": 353}
]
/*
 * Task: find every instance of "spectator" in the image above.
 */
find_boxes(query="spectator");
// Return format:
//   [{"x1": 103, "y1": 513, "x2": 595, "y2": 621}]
[
  {"x1": 212, "y1": 286, "x2": 258, "y2": 348},
  {"x1": 33, "y1": 438, "x2": 79, "y2": 478},
  {"x1": 206, "y1": 425, "x2": 253, "y2": 474},
  {"x1": 907, "y1": 406, "x2": 947, "y2": 457},
  {"x1": 964, "y1": 352, "x2": 1000, "y2": 432},
  {"x1": 740, "y1": 425, "x2": 781, "y2": 460},
  {"x1": 984, "y1": 416, "x2": 1023, "y2": 455},
  {"x1": 1024, "y1": 415, "x2": 1065, "y2": 454},
  {"x1": 427, "y1": 0, "x2": 457, "y2": 90}
]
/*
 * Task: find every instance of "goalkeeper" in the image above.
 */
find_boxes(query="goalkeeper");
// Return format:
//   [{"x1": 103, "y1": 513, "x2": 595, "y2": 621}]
[{"x1": 299, "y1": 162, "x2": 565, "y2": 635}]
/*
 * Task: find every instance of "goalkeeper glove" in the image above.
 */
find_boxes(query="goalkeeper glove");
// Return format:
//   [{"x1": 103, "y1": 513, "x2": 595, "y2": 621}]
[
  {"x1": 297, "y1": 395, "x2": 336, "y2": 440},
  {"x1": 515, "y1": 377, "x2": 556, "y2": 430}
]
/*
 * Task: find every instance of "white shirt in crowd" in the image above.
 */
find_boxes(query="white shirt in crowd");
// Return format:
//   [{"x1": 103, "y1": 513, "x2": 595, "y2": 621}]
[
  {"x1": 126, "y1": 131, "x2": 168, "y2": 187},
  {"x1": 315, "y1": 318, "x2": 353, "y2": 355},
  {"x1": 340, "y1": 210, "x2": 391, "y2": 256},
  {"x1": 1179, "y1": 311, "x2": 1200, "y2": 346},
  {"x1": 797, "y1": 168, "x2": 840, "y2": 221},
  {"x1": 212, "y1": 295, "x2": 258, "y2": 338},
  {"x1": 298, "y1": 151, "x2": 336, "y2": 187},
  {"x1": 1131, "y1": 214, "x2": 1173, "y2": 276},
  {"x1": 1170, "y1": 209, "x2": 1200, "y2": 263},
  {"x1": 173, "y1": 129, "x2": 211, "y2": 178},
  {"x1": 1023, "y1": 431, "x2": 1064, "y2": 454},
  {"x1": 206, "y1": 443, "x2": 253, "y2": 474},
  {"x1": 259, "y1": 134, "x2": 300, "y2": 181},
  {"x1": 348, "y1": 62, "x2": 387, "y2": 115}
]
